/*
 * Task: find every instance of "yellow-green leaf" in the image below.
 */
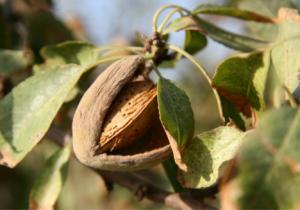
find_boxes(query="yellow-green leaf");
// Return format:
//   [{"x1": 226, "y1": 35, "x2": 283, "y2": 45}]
[
  {"x1": 29, "y1": 146, "x2": 71, "y2": 210},
  {"x1": 0, "y1": 50, "x2": 32, "y2": 76}
]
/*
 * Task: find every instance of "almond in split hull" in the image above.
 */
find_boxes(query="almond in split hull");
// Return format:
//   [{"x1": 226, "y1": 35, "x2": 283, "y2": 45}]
[{"x1": 99, "y1": 76, "x2": 157, "y2": 153}]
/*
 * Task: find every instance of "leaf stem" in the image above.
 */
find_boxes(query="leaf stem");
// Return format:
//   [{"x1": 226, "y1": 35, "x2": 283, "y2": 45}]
[
  {"x1": 167, "y1": 44, "x2": 224, "y2": 121},
  {"x1": 97, "y1": 46, "x2": 144, "y2": 55},
  {"x1": 152, "y1": 63, "x2": 163, "y2": 78},
  {"x1": 282, "y1": 86, "x2": 298, "y2": 108},
  {"x1": 85, "y1": 55, "x2": 128, "y2": 73},
  {"x1": 158, "y1": 8, "x2": 181, "y2": 33},
  {"x1": 152, "y1": 4, "x2": 190, "y2": 32}
]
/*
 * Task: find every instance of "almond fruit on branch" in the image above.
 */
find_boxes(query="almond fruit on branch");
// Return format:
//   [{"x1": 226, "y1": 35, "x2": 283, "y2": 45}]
[{"x1": 72, "y1": 55, "x2": 171, "y2": 171}]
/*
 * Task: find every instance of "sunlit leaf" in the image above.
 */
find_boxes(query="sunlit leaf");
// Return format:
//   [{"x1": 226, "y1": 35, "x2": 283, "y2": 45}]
[
  {"x1": 270, "y1": 20, "x2": 300, "y2": 93},
  {"x1": 40, "y1": 41, "x2": 99, "y2": 67},
  {"x1": 213, "y1": 12, "x2": 300, "y2": 117},
  {"x1": 236, "y1": 0, "x2": 293, "y2": 41},
  {"x1": 29, "y1": 146, "x2": 71, "y2": 210},
  {"x1": 0, "y1": 50, "x2": 32, "y2": 76},
  {"x1": 212, "y1": 52, "x2": 266, "y2": 117},
  {"x1": 178, "y1": 126, "x2": 245, "y2": 189}
]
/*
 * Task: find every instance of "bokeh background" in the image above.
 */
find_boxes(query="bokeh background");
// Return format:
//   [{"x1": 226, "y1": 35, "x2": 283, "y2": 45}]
[{"x1": 0, "y1": 0, "x2": 291, "y2": 209}]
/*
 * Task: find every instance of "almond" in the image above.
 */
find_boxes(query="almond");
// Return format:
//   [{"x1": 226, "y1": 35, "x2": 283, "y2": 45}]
[
  {"x1": 72, "y1": 55, "x2": 171, "y2": 171},
  {"x1": 99, "y1": 76, "x2": 157, "y2": 152}
]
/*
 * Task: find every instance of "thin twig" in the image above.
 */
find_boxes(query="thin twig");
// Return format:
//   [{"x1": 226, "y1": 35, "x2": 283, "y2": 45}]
[{"x1": 97, "y1": 170, "x2": 217, "y2": 210}]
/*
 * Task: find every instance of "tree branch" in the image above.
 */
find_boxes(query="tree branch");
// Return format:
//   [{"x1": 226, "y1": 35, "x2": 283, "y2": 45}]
[
  {"x1": 97, "y1": 170, "x2": 217, "y2": 210},
  {"x1": 46, "y1": 128, "x2": 218, "y2": 209}
]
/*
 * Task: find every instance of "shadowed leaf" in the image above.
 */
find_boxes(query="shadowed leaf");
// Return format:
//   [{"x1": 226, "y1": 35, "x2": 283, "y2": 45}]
[
  {"x1": 219, "y1": 95, "x2": 246, "y2": 130},
  {"x1": 212, "y1": 52, "x2": 265, "y2": 117},
  {"x1": 184, "y1": 31, "x2": 207, "y2": 55}
]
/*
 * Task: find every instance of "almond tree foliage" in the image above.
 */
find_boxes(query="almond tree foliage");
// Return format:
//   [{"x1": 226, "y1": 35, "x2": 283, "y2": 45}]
[{"x1": 0, "y1": 0, "x2": 300, "y2": 209}]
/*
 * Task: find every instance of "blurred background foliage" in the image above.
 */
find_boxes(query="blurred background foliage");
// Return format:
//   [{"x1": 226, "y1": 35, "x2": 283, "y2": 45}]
[{"x1": 0, "y1": 0, "x2": 298, "y2": 209}]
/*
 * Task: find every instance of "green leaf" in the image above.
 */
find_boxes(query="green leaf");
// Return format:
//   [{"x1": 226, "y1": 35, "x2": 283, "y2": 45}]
[
  {"x1": 0, "y1": 65, "x2": 81, "y2": 167},
  {"x1": 157, "y1": 77, "x2": 194, "y2": 147},
  {"x1": 0, "y1": 50, "x2": 32, "y2": 76},
  {"x1": 195, "y1": 17, "x2": 268, "y2": 52},
  {"x1": 193, "y1": 4, "x2": 274, "y2": 23},
  {"x1": 236, "y1": 0, "x2": 292, "y2": 41},
  {"x1": 184, "y1": 31, "x2": 207, "y2": 55},
  {"x1": 236, "y1": 107, "x2": 300, "y2": 209},
  {"x1": 29, "y1": 146, "x2": 71, "y2": 210},
  {"x1": 0, "y1": 41, "x2": 99, "y2": 167},
  {"x1": 219, "y1": 95, "x2": 246, "y2": 130},
  {"x1": 157, "y1": 77, "x2": 194, "y2": 170},
  {"x1": 270, "y1": 20, "x2": 300, "y2": 93},
  {"x1": 213, "y1": 16, "x2": 300, "y2": 116},
  {"x1": 178, "y1": 126, "x2": 245, "y2": 189},
  {"x1": 238, "y1": 0, "x2": 292, "y2": 17},
  {"x1": 40, "y1": 41, "x2": 99, "y2": 67},
  {"x1": 212, "y1": 52, "x2": 266, "y2": 117},
  {"x1": 164, "y1": 16, "x2": 268, "y2": 52}
]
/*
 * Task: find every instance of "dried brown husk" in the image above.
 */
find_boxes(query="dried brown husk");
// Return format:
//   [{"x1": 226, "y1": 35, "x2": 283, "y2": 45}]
[{"x1": 72, "y1": 55, "x2": 171, "y2": 171}]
